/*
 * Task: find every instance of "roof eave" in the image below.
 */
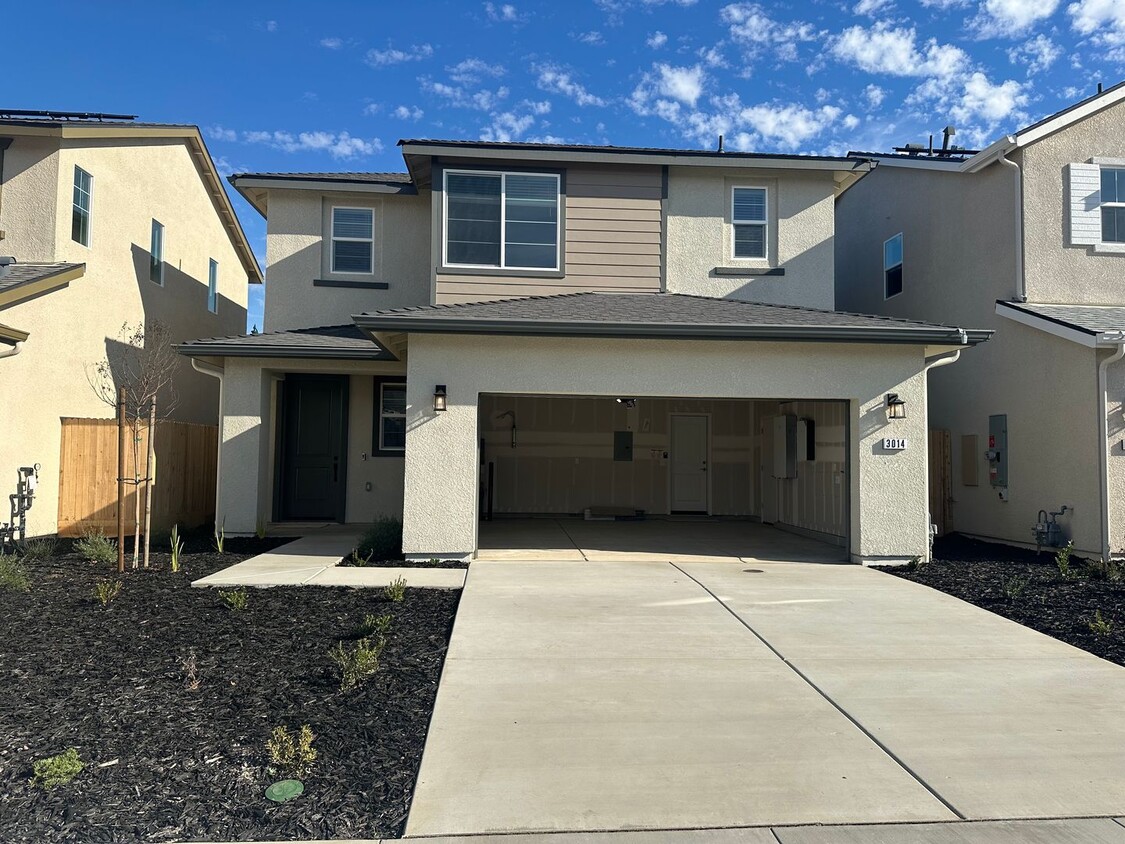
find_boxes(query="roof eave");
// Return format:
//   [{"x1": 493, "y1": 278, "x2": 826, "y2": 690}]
[
  {"x1": 0, "y1": 263, "x2": 86, "y2": 310},
  {"x1": 176, "y1": 343, "x2": 393, "y2": 361}
]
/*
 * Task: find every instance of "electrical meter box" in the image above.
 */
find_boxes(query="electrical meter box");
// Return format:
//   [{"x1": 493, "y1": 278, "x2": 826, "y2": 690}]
[
  {"x1": 773, "y1": 414, "x2": 798, "y2": 479},
  {"x1": 987, "y1": 414, "x2": 1007, "y2": 488}
]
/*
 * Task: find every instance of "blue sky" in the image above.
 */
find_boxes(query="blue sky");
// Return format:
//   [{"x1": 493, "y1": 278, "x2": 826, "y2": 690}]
[{"x1": 9, "y1": 0, "x2": 1125, "y2": 330}]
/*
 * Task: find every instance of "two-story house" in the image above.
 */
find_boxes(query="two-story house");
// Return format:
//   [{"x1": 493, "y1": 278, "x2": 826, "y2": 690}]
[
  {"x1": 836, "y1": 82, "x2": 1125, "y2": 561},
  {"x1": 0, "y1": 111, "x2": 261, "y2": 537},
  {"x1": 182, "y1": 139, "x2": 989, "y2": 564}
]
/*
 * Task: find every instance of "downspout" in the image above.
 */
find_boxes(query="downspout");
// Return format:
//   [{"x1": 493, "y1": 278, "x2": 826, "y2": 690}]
[
  {"x1": 1097, "y1": 333, "x2": 1125, "y2": 561},
  {"x1": 921, "y1": 347, "x2": 964, "y2": 560},
  {"x1": 192, "y1": 358, "x2": 225, "y2": 526},
  {"x1": 995, "y1": 141, "x2": 1026, "y2": 303},
  {"x1": 0, "y1": 340, "x2": 23, "y2": 359}
]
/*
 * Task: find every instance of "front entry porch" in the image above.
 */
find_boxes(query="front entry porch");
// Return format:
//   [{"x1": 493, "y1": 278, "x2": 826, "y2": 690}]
[{"x1": 477, "y1": 517, "x2": 847, "y2": 563}]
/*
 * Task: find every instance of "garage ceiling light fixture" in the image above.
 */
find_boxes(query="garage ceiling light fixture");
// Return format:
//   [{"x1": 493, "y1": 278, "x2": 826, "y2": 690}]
[
  {"x1": 434, "y1": 385, "x2": 447, "y2": 412},
  {"x1": 885, "y1": 393, "x2": 907, "y2": 420}
]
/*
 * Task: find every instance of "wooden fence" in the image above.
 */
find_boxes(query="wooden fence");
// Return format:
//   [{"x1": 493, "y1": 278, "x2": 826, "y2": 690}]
[
  {"x1": 928, "y1": 429, "x2": 953, "y2": 537},
  {"x1": 57, "y1": 418, "x2": 217, "y2": 538}
]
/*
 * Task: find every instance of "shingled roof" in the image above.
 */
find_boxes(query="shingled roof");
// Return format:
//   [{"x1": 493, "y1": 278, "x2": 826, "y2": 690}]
[
  {"x1": 0, "y1": 262, "x2": 85, "y2": 308},
  {"x1": 355, "y1": 292, "x2": 991, "y2": 346},
  {"x1": 179, "y1": 324, "x2": 394, "y2": 360}
]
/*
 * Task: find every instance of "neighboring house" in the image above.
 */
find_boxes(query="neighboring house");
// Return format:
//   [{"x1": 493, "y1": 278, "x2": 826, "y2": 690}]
[
  {"x1": 0, "y1": 111, "x2": 261, "y2": 537},
  {"x1": 181, "y1": 139, "x2": 989, "y2": 563},
  {"x1": 836, "y1": 82, "x2": 1125, "y2": 560}
]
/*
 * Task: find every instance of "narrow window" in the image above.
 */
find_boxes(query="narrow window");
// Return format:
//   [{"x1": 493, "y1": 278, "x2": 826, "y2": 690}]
[
  {"x1": 1100, "y1": 167, "x2": 1125, "y2": 243},
  {"x1": 207, "y1": 259, "x2": 218, "y2": 313},
  {"x1": 377, "y1": 382, "x2": 407, "y2": 452},
  {"x1": 331, "y1": 207, "x2": 374, "y2": 273},
  {"x1": 732, "y1": 187, "x2": 767, "y2": 259},
  {"x1": 884, "y1": 233, "x2": 903, "y2": 299},
  {"x1": 150, "y1": 219, "x2": 165, "y2": 285},
  {"x1": 72, "y1": 166, "x2": 92, "y2": 246}
]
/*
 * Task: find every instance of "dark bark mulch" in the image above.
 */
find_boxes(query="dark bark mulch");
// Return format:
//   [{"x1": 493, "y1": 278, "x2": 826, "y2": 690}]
[
  {"x1": 339, "y1": 557, "x2": 470, "y2": 570},
  {"x1": 0, "y1": 543, "x2": 460, "y2": 843},
  {"x1": 883, "y1": 533, "x2": 1125, "y2": 666}
]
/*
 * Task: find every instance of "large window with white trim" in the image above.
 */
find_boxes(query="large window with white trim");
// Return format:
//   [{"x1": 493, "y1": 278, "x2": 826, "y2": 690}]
[
  {"x1": 72, "y1": 166, "x2": 92, "y2": 246},
  {"x1": 443, "y1": 170, "x2": 560, "y2": 270},
  {"x1": 731, "y1": 186, "x2": 767, "y2": 259},
  {"x1": 1100, "y1": 167, "x2": 1125, "y2": 243},
  {"x1": 331, "y1": 207, "x2": 374, "y2": 274}
]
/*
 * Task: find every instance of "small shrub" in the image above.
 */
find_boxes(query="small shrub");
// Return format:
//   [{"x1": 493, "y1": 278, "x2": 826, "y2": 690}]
[
  {"x1": 266, "y1": 725, "x2": 317, "y2": 779},
  {"x1": 1087, "y1": 557, "x2": 1124, "y2": 582},
  {"x1": 213, "y1": 522, "x2": 226, "y2": 554},
  {"x1": 1001, "y1": 575, "x2": 1029, "y2": 601},
  {"x1": 170, "y1": 524, "x2": 184, "y2": 573},
  {"x1": 383, "y1": 576, "x2": 407, "y2": 603},
  {"x1": 75, "y1": 528, "x2": 117, "y2": 566},
  {"x1": 255, "y1": 519, "x2": 267, "y2": 541},
  {"x1": 18, "y1": 537, "x2": 58, "y2": 562},
  {"x1": 182, "y1": 649, "x2": 202, "y2": 691},
  {"x1": 347, "y1": 548, "x2": 374, "y2": 567},
  {"x1": 330, "y1": 635, "x2": 386, "y2": 690},
  {"x1": 352, "y1": 612, "x2": 392, "y2": 639},
  {"x1": 31, "y1": 748, "x2": 84, "y2": 790},
  {"x1": 1089, "y1": 610, "x2": 1114, "y2": 637},
  {"x1": 1055, "y1": 542, "x2": 1075, "y2": 580},
  {"x1": 219, "y1": 588, "x2": 248, "y2": 611},
  {"x1": 0, "y1": 553, "x2": 30, "y2": 592},
  {"x1": 93, "y1": 578, "x2": 122, "y2": 607},
  {"x1": 356, "y1": 516, "x2": 403, "y2": 562}
]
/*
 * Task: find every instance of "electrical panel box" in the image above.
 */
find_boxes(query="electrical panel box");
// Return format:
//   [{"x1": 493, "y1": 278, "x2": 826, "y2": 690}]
[
  {"x1": 773, "y1": 414, "x2": 797, "y2": 479},
  {"x1": 613, "y1": 430, "x2": 634, "y2": 462},
  {"x1": 987, "y1": 414, "x2": 1007, "y2": 488}
]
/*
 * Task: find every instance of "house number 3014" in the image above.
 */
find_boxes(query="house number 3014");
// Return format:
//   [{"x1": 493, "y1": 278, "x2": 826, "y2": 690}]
[{"x1": 883, "y1": 437, "x2": 908, "y2": 451}]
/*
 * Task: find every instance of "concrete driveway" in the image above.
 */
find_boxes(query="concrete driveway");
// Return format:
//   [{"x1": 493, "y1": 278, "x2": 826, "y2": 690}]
[{"x1": 405, "y1": 560, "x2": 1125, "y2": 837}]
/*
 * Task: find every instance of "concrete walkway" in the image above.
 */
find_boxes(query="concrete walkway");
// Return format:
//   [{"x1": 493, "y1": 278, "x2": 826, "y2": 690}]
[
  {"x1": 191, "y1": 528, "x2": 466, "y2": 589},
  {"x1": 405, "y1": 560, "x2": 1125, "y2": 838}
]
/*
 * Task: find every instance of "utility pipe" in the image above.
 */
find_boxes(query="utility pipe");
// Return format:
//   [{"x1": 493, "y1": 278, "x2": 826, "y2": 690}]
[
  {"x1": 996, "y1": 144, "x2": 1026, "y2": 303},
  {"x1": 920, "y1": 348, "x2": 963, "y2": 560},
  {"x1": 1097, "y1": 333, "x2": 1125, "y2": 561},
  {"x1": 191, "y1": 358, "x2": 225, "y2": 525}
]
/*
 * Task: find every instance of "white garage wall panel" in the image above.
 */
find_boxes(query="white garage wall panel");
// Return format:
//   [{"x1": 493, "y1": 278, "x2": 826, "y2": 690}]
[{"x1": 767, "y1": 399, "x2": 848, "y2": 541}]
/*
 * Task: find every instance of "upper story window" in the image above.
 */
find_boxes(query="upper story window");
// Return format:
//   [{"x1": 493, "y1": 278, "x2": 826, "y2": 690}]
[
  {"x1": 377, "y1": 382, "x2": 407, "y2": 452},
  {"x1": 149, "y1": 219, "x2": 165, "y2": 285},
  {"x1": 71, "y1": 166, "x2": 92, "y2": 247},
  {"x1": 331, "y1": 207, "x2": 374, "y2": 274},
  {"x1": 884, "y1": 233, "x2": 903, "y2": 299},
  {"x1": 731, "y1": 187, "x2": 767, "y2": 259},
  {"x1": 207, "y1": 259, "x2": 218, "y2": 313},
  {"x1": 1100, "y1": 167, "x2": 1125, "y2": 243},
  {"x1": 443, "y1": 170, "x2": 560, "y2": 271}
]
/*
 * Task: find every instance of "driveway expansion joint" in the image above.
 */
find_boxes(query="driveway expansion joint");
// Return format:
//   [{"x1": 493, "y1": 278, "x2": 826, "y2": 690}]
[{"x1": 667, "y1": 561, "x2": 967, "y2": 822}]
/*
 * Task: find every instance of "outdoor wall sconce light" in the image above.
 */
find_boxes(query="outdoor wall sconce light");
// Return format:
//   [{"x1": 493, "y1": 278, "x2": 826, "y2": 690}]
[
  {"x1": 885, "y1": 393, "x2": 907, "y2": 420},
  {"x1": 434, "y1": 385, "x2": 448, "y2": 412},
  {"x1": 616, "y1": 397, "x2": 637, "y2": 408}
]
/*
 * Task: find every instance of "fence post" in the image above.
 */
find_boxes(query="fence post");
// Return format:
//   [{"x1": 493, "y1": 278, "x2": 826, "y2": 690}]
[{"x1": 116, "y1": 387, "x2": 126, "y2": 573}]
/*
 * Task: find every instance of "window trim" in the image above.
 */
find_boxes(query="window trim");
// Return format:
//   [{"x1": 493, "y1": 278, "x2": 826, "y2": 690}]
[
  {"x1": 884, "y1": 232, "x2": 904, "y2": 300},
  {"x1": 1099, "y1": 166, "x2": 1125, "y2": 244},
  {"x1": 330, "y1": 205, "x2": 375, "y2": 275},
  {"x1": 207, "y1": 258, "x2": 219, "y2": 314},
  {"x1": 150, "y1": 219, "x2": 165, "y2": 286},
  {"x1": 72, "y1": 165, "x2": 92, "y2": 248},
  {"x1": 730, "y1": 185, "x2": 769, "y2": 262},
  {"x1": 441, "y1": 168, "x2": 562, "y2": 272},
  {"x1": 374, "y1": 379, "x2": 407, "y2": 455}
]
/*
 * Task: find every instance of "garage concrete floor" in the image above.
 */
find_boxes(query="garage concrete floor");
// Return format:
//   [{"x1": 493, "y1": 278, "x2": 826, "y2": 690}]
[
  {"x1": 476, "y1": 518, "x2": 847, "y2": 563},
  {"x1": 405, "y1": 560, "x2": 1125, "y2": 838}
]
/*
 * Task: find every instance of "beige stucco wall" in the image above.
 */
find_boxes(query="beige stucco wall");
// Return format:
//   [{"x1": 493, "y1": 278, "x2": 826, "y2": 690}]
[
  {"x1": 0, "y1": 135, "x2": 59, "y2": 260},
  {"x1": 214, "y1": 357, "x2": 407, "y2": 533},
  {"x1": 402, "y1": 334, "x2": 930, "y2": 562},
  {"x1": 0, "y1": 136, "x2": 250, "y2": 536},
  {"x1": 1021, "y1": 97, "x2": 1125, "y2": 304},
  {"x1": 263, "y1": 188, "x2": 430, "y2": 331},
  {"x1": 667, "y1": 167, "x2": 837, "y2": 308}
]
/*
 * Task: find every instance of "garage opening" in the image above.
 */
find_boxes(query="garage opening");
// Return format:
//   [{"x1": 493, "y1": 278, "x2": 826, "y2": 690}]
[{"x1": 476, "y1": 395, "x2": 849, "y2": 563}]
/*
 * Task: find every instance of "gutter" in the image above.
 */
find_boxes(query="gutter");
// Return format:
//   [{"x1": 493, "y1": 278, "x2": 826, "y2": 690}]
[
  {"x1": 177, "y1": 343, "x2": 393, "y2": 361},
  {"x1": 1098, "y1": 332, "x2": 1125, "y2": 561}
]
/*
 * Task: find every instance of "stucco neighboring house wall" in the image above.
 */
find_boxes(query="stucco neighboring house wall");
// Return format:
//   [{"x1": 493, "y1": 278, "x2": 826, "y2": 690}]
[
  {"x1": 0, "y1": 136, "x2": 59, "y2": 260},
  {"x1": 0, "y1": 133, "x2": 252, "y2": 536},
  {"x1": 402, "y1": 334, "x2": 930, "y2": 563},
  {"x1": 263, "y1": 188, "x2": 430, "y2": 331},
  {"x1": 666, "y1": 167, "x2": 837, "y2": 308}
]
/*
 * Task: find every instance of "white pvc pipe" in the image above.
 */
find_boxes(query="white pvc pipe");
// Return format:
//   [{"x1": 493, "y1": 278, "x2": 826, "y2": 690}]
[
  {"x1": 921, "y1": 348, "x2": 963, "y2": 560},
  {"x1": 1098, "y1": 335, "x2": 1125, "y2": 561},
  {"x1": 0, "y1": 340, "x2": 23, "y2": 359},
  {"x1": 996, "y1": 148, "x2": 1026, "y2": 303}
]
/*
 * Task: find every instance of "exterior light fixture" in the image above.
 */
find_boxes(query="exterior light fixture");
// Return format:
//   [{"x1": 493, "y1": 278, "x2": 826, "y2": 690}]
[
  {"x1": 434, "y1": 385, "x2": 448, "y2": 412},
  {"x1": 616, "y1": 397, "x2": 637, "y2": 409},
  {"x1": 885, "y1": 393, "x2": 906, "y2": 420}
]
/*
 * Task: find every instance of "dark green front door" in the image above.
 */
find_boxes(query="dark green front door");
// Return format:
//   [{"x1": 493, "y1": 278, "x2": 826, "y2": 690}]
[{"x1": 279, "y1": 374, "x2": 348, "y2": 521}]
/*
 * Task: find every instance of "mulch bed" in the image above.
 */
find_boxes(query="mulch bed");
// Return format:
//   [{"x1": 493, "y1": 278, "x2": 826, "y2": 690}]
[
  {"x1": 0, "y1": 536, "x2": 460, "y2": 843},
  {"x1": 339, "y1": 557, "x2": 470, "y2": 570},
  {"x1": 883, "y1": 533, "x2": 1125, "y2": 667}
]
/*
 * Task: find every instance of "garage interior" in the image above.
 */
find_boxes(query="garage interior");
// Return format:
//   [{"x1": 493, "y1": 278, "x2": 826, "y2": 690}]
[{"x1": 476, "y1": 394, "x2": 850, "y2": 562}]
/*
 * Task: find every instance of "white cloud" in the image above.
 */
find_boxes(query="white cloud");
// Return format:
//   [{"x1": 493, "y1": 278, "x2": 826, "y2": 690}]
[
  {"x1": 646, "y1": 30, "x2": 668, "y2": 48},
  {"x1": 393, "y1": 105, "x2": 424, "y2": 120},
  {"x1": 864, "y1": 84, "x2": 887, "y2": 107},
  {"x1": 1007, "y1": 34, "x2": 1062, "y2": 72},
  {"x1": 261, "y1": 20, "x2": 278, "y2": 32},
  {"x1": 843, "y1": 113, "x2": 861, "y2": 129},
  {"x1": 918, "y1": 0, "x2": 972, "y2": 6},
  {"x1": 951, "y1": 72, "x2": 1029, "y2": 123},
  {"x1": 831, "y1": 23, "x2": 968, "y2": 77},
  {"x1": 236, "y1": 129, "x2": 383, "y2": 159},
  {"x1": 577, "y1": 30, "x2": 606, "y2": 45},
  {"x1": 320, "y1": 36, "x2": 343, "y2": 49},
  {"x1": 972, "y1": 0, "x2": 1061, "y2": 37},
  {"x1": 362, "y1": 103, "x2": 381, "y2": 115},
  {"x1": 480, "y1": 101, "x2": 551, "y2": 142},
  {"x1": 738, "y1": 103, "x2": 842, "y2": 148},
  {"x1": 447, "y1": 58, "x2": 505, "y2": 84},
  {"x1": 721, "y1": 3, "x2": 820, "y2": 62},
  {"x1": 207, "y1": 125, "x2": 238, "y2": 142},
  {"x1": 853, "y1": 0, "x2": 893, "y2": 14},
  {"x1": 1068, "y1": 0, "x2": 1125, "y2": 59},
  {"x1": 421, "y1": 77, "x2": 510, "y2": 111},
  {"x1": 536, "y1": 65, "x2": 606, "y2": 106},
  {"x1": 697, "y1": 45, "x2": 725, "y2": 67},
  {"x1": 365, "y1": 43, "x2": 434, "y2": 67},
  {"x1": 656, "y1": 63, "x2": 706, "y2": 106},
  {"x1": 484, "y1": 2, "x2": 523, "y2": 22}
]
